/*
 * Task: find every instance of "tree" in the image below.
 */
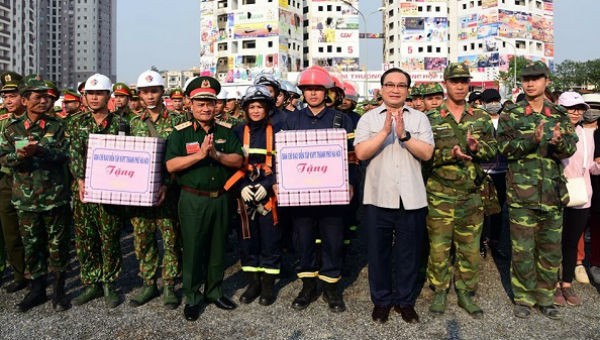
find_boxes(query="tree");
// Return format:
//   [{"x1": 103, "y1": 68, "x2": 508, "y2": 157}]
[{"x1": 497, "y1": 56, "x2": 530, "y2": 90}]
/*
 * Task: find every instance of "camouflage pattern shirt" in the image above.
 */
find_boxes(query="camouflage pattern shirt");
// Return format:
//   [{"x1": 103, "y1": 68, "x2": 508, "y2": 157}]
[
  {"x1": 496, "y1": 100, "x2": 578, "y2": 210},
  {"x1": 0, "y1": 111, "x2": 24, "y2": 175},
  {"x1": 426, "y1": 102, "x2": 498, "y2": 198},
  {"x1": 0, "y1": 114, "x2": 69, "y2": 211},
  {"x1": 69, "y1": 112, "x2": 121, "y2": 181}
]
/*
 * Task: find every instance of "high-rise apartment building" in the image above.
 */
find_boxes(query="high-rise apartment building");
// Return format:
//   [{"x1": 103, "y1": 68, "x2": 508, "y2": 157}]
[
  {"x1": 0, "y1": 0, "x2": 38, "y2": 75},
  {"x1": 303, "y1": 0, "x2": 360, "y2": 71},
  {"x1": 383, "y1": 0, "x2": 554, "y2": 87},
  {"x1": 199, "y1": 0, "x2": 304, "y2": 85},
  {"x1": 38, "y1": 0, "x2": 116, "y2": 88}
]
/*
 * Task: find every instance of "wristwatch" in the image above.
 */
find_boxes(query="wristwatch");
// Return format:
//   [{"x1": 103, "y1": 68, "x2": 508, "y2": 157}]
[{"x1": 399, "y1": 131, "x2": 411, "y2": 142}]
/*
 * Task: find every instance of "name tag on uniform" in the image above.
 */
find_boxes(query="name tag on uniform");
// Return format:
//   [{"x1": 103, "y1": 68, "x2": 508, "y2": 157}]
[
  {"x1": 186, "y1": 142, "x2": 200, "y2": 154},
  {"x1": 215, "y1": 138, "x2": 226, "y2": 144}
]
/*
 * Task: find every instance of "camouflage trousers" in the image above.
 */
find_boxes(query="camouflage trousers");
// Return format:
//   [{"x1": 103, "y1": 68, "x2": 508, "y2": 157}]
[
  {"x1": 17, "y1": 206, "x2": 70, "y2": 280},
  {"x1": 509, "y1": 207, "x2": 562, "y2": 307},
  {"x1": 73, "y1": 198, "x2": 122, "y2": 285},
  {"x1": 426, "y1": 192, "x2": 483, "y2": 292},
  {"x1": 131, "y1": 210, "x2": 181, "y2": 286}
]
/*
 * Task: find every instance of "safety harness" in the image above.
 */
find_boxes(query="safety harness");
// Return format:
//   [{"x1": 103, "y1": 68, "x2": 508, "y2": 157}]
[{"x1": 224, "y1": 124, "x2": 278, "y2": 239}]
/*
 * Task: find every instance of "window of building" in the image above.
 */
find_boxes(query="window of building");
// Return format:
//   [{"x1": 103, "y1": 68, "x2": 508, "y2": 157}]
[
  {"x1": 478, "y1": 43, "x2": 483, "y2": 49},
  {"x1": 462, "y1": 3, "x2": 467, "y2": 9},
  {"x1": 268, "y1": 41, "x2": 273, "y2": 47},
  {"x1": 478, "y1": 0, "x2": 482, "y2": 6},
  {"x1": 242, "y1": 0, "x2": 256, "y2": 4},
  {"x1": 536, "y1": 42, "x2": 543, "y2": 51},
  {"x1": 418, "y1": 47, "x2": 423, "y2": 53},
  {"x1": 470, "y1": 42, "x2": 475, "y2": 50},
  {"x1": 336, "y1": 6, "x2": 341, "y2": 11},
  {"x1": 318, "y1": 5, "x2": 322, "y2": 11},
  {"x1": 426, "y1": 5, "x2": 431, "y2": 11},
  {"x1": 389, "y1": 22, "x2": 394, "y2": 29},
  {"x1": 242, "y1": 55, "x2": 256, "y2": 65},
  {"x1": 418, "y1": 6, "x2": 422, "y2": 12},
  {"x1": 435, "y1": 6, "x2": 441, "y2": 12},
  {"x1": 218, "y1": 42, "x2": 227, "y2": 51},
  {"x1": 515, "y1": 40, "x2": 526, "y2": 49},
  {"x1": 388, "y1": 9, "x2": 393, "y2": 17},
  {"x1": 318, "y1": 46, "x2": 324, "y2": 52},
  {"x1": 436, "y1": 47, "x2": 441, "y2": 53},
  {"x1": 327, "y1": 5, "x2": 332, "y2": 11},
  {"x1": 327, "y1": 45, "x2": 332, "y2": 52},
  {"x1": 535, "y1": 1, "x2": 542, "y2": 9},
  {"x1": 389, "y1": 48, "x2": 394, "y2": 55},
  {"x1": 515, "y1": 0, "x2": 523, "y2": 5},
  {"x1": 427, "y1": 46, "x2": 432, "y2": 53},
  {"x1": 336, "y1": 47, "x2": 341, "y2": 53}
]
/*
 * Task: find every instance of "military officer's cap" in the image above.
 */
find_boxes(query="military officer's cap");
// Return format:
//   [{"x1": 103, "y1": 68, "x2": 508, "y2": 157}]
[
  {"x1": 185, "y1": 76, "x2": 221, "y2": 100},
  {"x1": 422, "y1": 83, "x2": 445, "y2": 96},
  {"x1": 45, "y1": 80, "x2": 59, "y2": 99},
  {"x1": 0, "y1": 71, "x2": 23, "y2": 93},
  {"x1": 113, "y1": 82, "x2": 131, "y2": 96},
  {"x1": 62, "y1": 89, "x2": 81, "y2": 102},
  {"x1": 170, "y1": 88, "x2": 184, "y2": 99},
  {"x1": 20, "y1": 74, "x2": 50, "y2": 94},
  {"x1": 443, "y1": 62, "x2": 471, "y2": 80},
  {"x1": 521, "y1": 61, "x2": 550, "y2": 78},
  {"x1": 129, "y1": 87, "x2": 139, "y2": 99}
]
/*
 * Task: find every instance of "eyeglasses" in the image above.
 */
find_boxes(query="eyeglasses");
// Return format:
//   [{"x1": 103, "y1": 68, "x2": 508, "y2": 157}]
[
  {"x1": 567, "y1": 107, "x2": 586, "y2": 114},
  {"x1": 383, "y1": 83, "x2": 409, "y2": 90}
]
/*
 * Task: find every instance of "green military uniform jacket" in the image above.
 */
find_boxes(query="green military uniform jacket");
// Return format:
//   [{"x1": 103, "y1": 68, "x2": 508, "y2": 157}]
[
  {"x1": 69, "y1": 112, "x2": 121, "y2": 181},
  {"x1": 426, "y1": 102, "x2": 498, "y2": 198},
  {"x1": 496, "y1": 100, "x2": 578, "y2": 210},
  {"x1": 0, "y1": 111, "x2": 23, "y2": 177},
  {"x1": 165, "y1": 119, "x2": 243, "y2": 191},
  {"x1": 0, "y1": 114, "x2": 69, "y2": 211}
]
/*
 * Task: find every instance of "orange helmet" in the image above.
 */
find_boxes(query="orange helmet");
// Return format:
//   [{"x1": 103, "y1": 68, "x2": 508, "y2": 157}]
[
  {"x1": 343, "y1": 81, "x2": 359, "y2": 102},
  {"x1": 297, "y1": 66, "x2": 333, "y2": 89}
]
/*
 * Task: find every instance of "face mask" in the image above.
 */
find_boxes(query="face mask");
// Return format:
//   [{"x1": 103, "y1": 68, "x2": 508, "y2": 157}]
[
  {"x1": 583, "y1": 109, "x2": 600, "y2": 123},
  {"x1": 484, "y1": 102, "x2": 502, "y2": 115}
]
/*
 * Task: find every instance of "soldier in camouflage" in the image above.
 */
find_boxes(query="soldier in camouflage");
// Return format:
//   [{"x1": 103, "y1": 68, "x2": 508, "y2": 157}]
[
  {"x1": 422, "y1": 83, "x2": 445, "y2": 113},
  {"x1": 169, "y1": 88, "x2": 186, "y2": 116},
  {"x1": 411, "y1": 84, "x2": 426, "y2": 113},
  {"x1": 127, "y1": 70, "x2": 183, "y2": 309},
  {"x1": 0, "y1": 75, "x2": 70, "y2": 312},
  {"x1": 128, "y1": 87, "x2": 143, "y2": 116},
  {"x1": 426, "y1": 63, "x2": 497, "y2": 318},
  {"x1": 496, "y1": 61, "x2": 577, "y2": 320},
  {"x1": 0, "y1": 71, "x2": 27, "y2": 293},
  {"x1": 69, "y1": 73, "x2": 124, "y2": 308}
]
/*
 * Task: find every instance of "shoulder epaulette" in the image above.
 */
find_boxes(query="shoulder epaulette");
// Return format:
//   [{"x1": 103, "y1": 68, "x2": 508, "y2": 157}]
[
  {"x1": 174, "y1": 121, "x2": 192, "y2": 131},
  {"x1": 215, "y1": 120, "x2": 232, "y2": 129},
  {"x1": 0, "y1": 113, "x2": 9, "y2": 120}
]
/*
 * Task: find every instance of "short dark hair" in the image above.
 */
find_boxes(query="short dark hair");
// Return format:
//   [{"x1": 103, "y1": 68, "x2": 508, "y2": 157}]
[{"x1": 380, "y1": 68, "x2": 412, "y2": 88}]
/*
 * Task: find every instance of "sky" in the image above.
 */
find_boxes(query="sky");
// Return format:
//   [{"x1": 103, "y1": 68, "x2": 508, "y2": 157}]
[{"x1": 116, "y1": 0, "x2": 600, "y2": 84}]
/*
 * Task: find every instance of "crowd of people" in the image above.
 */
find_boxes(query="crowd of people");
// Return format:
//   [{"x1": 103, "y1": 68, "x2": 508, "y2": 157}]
[{"x1": 0, "y1": 60, "x2": 598, "y2": 325}]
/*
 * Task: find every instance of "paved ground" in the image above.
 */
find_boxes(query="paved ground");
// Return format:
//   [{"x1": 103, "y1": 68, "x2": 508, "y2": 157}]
[{"x1": 1, "y1": 227, "x2": 600, "y2": 340}]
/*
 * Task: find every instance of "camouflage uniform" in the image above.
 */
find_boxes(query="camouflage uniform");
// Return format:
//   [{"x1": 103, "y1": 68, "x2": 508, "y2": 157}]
[
  {"x1": 69, "y1": 112, "x2": 123, "y2": 285},
  {"x1": 0, "y1": 114, "x2": 70, "y2": 280},
  {"x1": 216, "y1": 112, "x2": 244, "y2": 128},
  {"x1": 426, "y1": 101, "x2": 497, "y2": 293},
  {"x1": 128, "y1": 108, "x2": 183, "y2": 286},
  {"x1": 497, "y1": 100, "x2": 577, "y2": 307}
]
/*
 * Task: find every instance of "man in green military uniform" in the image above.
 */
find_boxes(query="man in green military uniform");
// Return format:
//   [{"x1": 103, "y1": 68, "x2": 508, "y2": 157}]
[
  {"x1": 0, "y1": 71, "x2": 27, "y2": 293},
  {"x1": 165, "y1": 76, "x2": 243, "y2": 321},
  {"x1": 127, "y1": 70, "x2": 183, "y2": 309},
  {"x1": 112, "y1": 82, "x2": 134, "y2": 133},
  {"x1": 412, "y1": 84, "x2": 426, "y2": 112},
  {"x1": 69, "y1": 73, "x2": 124, "y2": 308},
  {"x1": 0, "y1": 75, "x2": 70, "y2": 312},
  {"x1": 497, "y1": 61, "x2": 577, "y2": 320},
  {"x1": 426, "y1": 63, "x2": 497, "y2": 318},
  {"x1": 128, "y1": 88, "x2": 143, "y2": 115},
  {"x1": 422, "y1": 83, "x2": 445, "y2": 113},
  {"x1": 61, "y1": 89, "x2": 84, "y2": 121},
  {"x1": 169, "y1": 87, "x2": 186, "y2": 115}
]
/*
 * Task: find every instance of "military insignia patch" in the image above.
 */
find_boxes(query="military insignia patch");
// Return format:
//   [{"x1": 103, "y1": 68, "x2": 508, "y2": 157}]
[
  {"x1": 201, "y1": 79, "x2": 210, "y2": 88},
  {"x1": 174, "y1": 121, "x2": 192, "y2": 130}
]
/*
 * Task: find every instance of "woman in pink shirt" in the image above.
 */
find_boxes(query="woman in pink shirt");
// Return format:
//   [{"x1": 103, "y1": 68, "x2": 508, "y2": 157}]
[{"x1": 555, "y1": 92, "x2": 600, "y2": 306}]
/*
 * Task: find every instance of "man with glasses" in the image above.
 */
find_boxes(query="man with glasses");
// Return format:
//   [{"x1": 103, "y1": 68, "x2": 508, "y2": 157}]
[
  {"x1": 165, "y1": 76, "x2": 243, "y2": 321},
  {"x1": 497, "y1": 61, "x2": 577, "y2": 320},
  {"x1": 426, "y1": 62, "x2": 497, "y2": 318},
  {"x1": 354, "y1": 68, "x2": 434, "y2": 324}
]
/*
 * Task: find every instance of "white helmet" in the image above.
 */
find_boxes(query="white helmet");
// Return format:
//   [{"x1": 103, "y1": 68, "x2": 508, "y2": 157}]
[
  {"x1": 184, "y1": 76, "x2": 198, "y2": 93},
  {"x1": 217, "y1": 89, "x2": 229, "y2": 100},
  {"x1": 136, "y1": 70, "x2": 165, "y2": 88},
  {"x1": 85, "y1": 73, "x2": 112, "y2": 91}
]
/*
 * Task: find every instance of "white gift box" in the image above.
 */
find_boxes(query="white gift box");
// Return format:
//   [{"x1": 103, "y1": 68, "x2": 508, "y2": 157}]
[
  {"x1": 84, "y1": 134, "x2": 165, "y2": 206},
  {"x1": 275, "y1": 128, "x2": 350, "y2": 206}
]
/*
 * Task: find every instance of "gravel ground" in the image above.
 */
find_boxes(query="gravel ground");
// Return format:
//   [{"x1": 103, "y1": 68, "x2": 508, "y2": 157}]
[{"x1": 1, "y1": 226, "x2": 600, "y2": 340}]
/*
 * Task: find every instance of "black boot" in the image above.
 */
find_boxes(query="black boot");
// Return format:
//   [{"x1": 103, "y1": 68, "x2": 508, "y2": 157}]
[
  {"x1": 322, "y1": 282, "x2": 346, "y2": 313},
  {"x1": 259, "y1": 273, "x2": 276, "y2": 306},
  {"x1": 52, "y1": 271, "x2": 70, "y2": 312},
  {"x1": 239, "y1": 272, "x2": 261, "y2": 304},
  {"x1": 291, "y1": 278, "x2": 319, "y2": 310},
  {"x1": 5, "y1": 277, "x2": 28, "y2": 293},
  {"x1": 17, "y1": 276, "x2": 48, "y2": 312}
]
